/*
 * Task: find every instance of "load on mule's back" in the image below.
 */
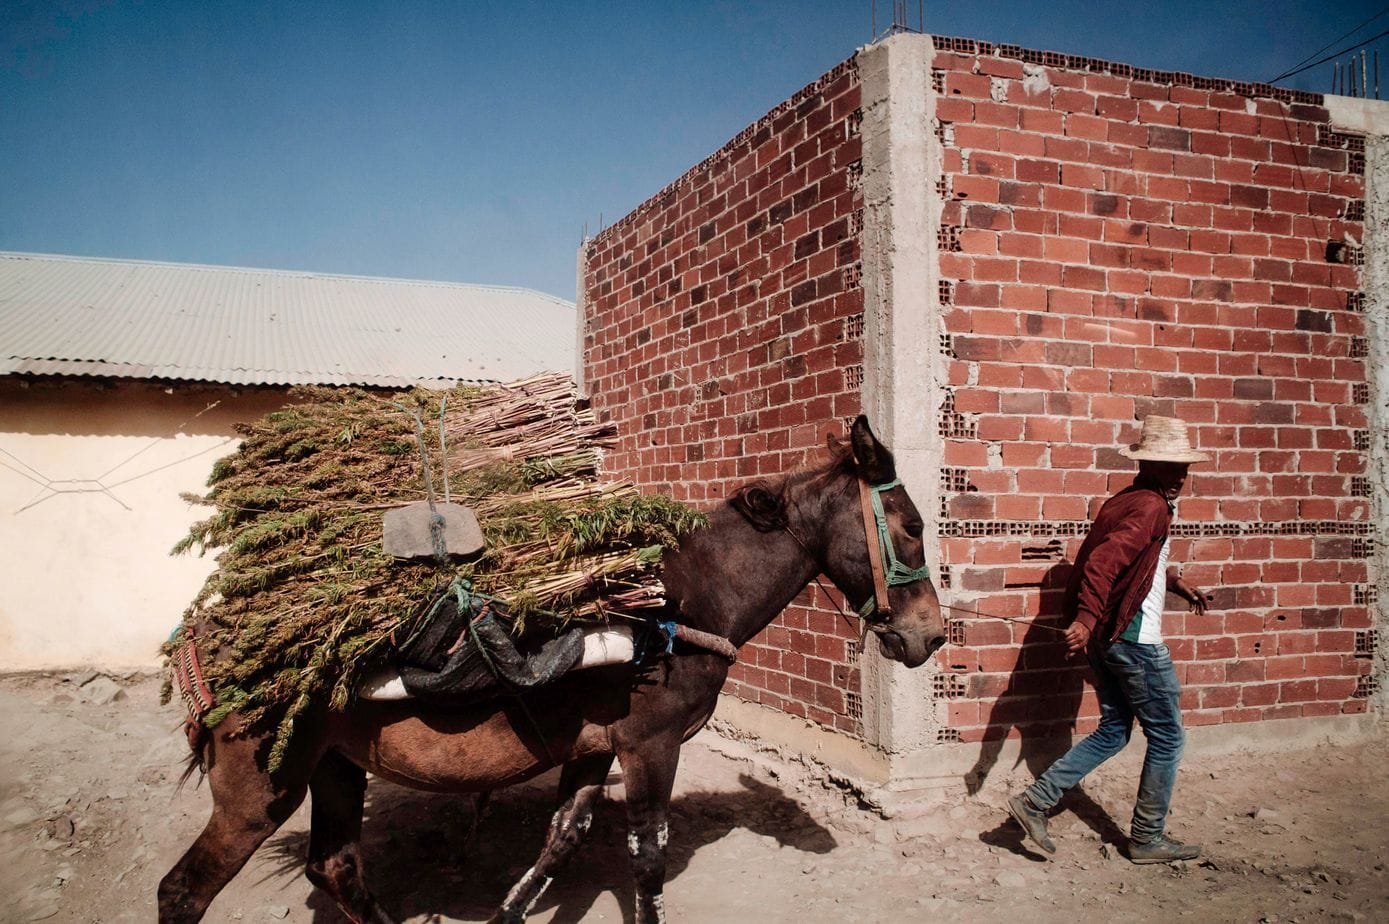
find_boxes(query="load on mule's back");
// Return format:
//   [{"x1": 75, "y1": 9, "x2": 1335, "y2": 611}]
[
  {"x1": 163, "y1": 372, "x2": 704, "y2": 767},
  {"x1": 159, "y1": 375, "x2": 945, "y2": 923}
]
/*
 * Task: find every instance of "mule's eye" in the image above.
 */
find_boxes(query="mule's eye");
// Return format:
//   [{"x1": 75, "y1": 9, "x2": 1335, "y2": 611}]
[{"x1": 905, "y1": 520, "x2": 923, "y2": 539}]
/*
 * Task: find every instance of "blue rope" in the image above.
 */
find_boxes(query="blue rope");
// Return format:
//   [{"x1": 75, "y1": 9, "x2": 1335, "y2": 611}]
[{"x1": 657, "y1": 620, "x2": 679, "y2": 655}]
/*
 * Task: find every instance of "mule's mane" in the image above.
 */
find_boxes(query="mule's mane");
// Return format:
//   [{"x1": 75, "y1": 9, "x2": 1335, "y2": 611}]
[{"x1": 726, "y1": 440, "x2": 857, "y2": 532}]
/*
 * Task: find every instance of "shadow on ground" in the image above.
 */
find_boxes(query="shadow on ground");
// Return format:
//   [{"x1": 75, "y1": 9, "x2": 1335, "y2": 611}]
[{"x1": 264, "y1": 771, "x2": 837, "y2": 923}]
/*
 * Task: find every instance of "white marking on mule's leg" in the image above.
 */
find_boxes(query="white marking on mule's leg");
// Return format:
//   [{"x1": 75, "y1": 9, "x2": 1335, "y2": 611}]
[
  {"x1": 645, "y1": 893, "x2": 667, "y2": 924},
  {"x1": 628, "y1": 821, "x2": 666, "y2": 856},
  {"x1": 502, "y1": 866, "x2": 553, "y2": 916}
]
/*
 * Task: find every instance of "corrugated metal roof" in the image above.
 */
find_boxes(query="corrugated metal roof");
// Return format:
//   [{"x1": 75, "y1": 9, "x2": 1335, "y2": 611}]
[{"x1": 0, "y1": 252, "x2": 576, "y2": 387}]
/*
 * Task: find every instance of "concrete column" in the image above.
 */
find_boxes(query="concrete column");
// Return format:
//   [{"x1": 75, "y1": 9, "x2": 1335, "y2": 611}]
[
  {"x1": 1329, "y1": 97, "x2": 1389, "y2": 719},
  {"x1": 856, "y1": 33, "x2": 946, "y2": 758}
]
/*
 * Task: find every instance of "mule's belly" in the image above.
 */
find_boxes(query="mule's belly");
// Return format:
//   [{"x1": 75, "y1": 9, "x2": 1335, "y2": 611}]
[{"x1": 332, "y1": 682, "x2": 626, "y2": 792}]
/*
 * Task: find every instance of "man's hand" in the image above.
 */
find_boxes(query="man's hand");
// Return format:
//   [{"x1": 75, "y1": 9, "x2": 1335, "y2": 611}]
[
  {"x1": 1172, "y1": 577, "x2": 1208, "y2": 615},
  {"x1": 1064, "y1": 621, "x2": 1091, "y2": 654}
]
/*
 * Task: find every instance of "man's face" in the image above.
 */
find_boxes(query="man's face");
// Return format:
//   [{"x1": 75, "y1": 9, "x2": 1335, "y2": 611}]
[{"x1": 1142, "y1": 461, "x2": 1191, "y2": 501}]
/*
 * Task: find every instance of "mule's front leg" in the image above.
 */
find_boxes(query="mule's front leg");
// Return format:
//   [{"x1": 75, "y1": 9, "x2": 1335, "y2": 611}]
[
  {"x1": 620, "y1": 743, "x2": 681, "y2": 924},
  {"x1": 491, "y1": 754, "x2": 614, "y2": 924}
]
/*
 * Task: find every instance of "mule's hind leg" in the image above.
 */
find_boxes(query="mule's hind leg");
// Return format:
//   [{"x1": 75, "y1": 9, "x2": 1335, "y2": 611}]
[
  {"x1": 491, "y1": 753, "x2": 615, "y2": 924},
  {"x1": 158, "y1": 734, "x2": 310, "y2": 923},
  {"x1": 305, "y1": 750, "x2": 396, "y2": 924}
]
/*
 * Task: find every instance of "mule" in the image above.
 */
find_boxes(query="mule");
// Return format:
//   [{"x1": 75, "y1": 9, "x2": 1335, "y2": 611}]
[{"x1": 158, "y1": 416, "x2": 946, "y2": 923}]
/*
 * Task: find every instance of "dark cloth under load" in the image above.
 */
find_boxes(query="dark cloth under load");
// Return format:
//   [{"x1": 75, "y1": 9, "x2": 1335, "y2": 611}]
[{"x1": 396, "y1": 584, "x2": 586, "y2": 704}]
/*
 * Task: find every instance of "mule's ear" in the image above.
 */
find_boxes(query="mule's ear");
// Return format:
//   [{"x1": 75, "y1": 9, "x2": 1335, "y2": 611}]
[
  {"x1": 728, "y1": 483, "x2": 788, "y2": 532},
  {"x1": 849, "y1": 415, "x2": 896, "y2": 484},
  {"x1": 826, "y1": 429, "x2": 849, "y2": 459}
]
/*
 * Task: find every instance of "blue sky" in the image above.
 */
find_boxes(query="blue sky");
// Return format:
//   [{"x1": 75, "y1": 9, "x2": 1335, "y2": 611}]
[{"x1": 2, "y1": 1, "x2": 1384, "y2": 300}]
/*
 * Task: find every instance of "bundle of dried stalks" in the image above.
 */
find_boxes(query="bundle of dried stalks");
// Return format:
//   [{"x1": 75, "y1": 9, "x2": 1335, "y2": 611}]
[{"x1": 162, "y1": 372, "x2": 703, "y2": 767}]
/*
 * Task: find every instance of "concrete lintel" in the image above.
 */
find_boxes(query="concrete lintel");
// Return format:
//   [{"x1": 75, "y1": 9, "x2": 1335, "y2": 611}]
[{"x1": 1326, "y1": 95, "x2": 1389, "y2": 135}]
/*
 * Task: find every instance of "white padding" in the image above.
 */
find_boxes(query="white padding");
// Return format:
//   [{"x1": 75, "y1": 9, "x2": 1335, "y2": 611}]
[
  {"x1": 358, "y1": 670, "x2": 410, "y2": 701},
  {"x1": 577, "y1": 625, "x2": 635, "y2": 668},
  {"x1": 358, "y1": 624, "x2": 637, "y2": 701}
]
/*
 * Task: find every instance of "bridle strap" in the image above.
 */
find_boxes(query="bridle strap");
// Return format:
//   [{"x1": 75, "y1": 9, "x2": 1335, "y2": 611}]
[{"x1": 857, "y1": 475, "x2": 893, "y2": 618}]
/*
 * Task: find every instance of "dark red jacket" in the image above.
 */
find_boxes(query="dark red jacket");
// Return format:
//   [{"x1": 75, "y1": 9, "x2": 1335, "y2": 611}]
[{"x1": 1063, "y1": 479, "x2": 1173, "y2": 644}]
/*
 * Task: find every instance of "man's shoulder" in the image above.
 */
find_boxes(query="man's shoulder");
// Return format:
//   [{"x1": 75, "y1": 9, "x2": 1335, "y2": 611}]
[{"x1": 1095, "y1": 485, "x2": 1168, "y2": 522}]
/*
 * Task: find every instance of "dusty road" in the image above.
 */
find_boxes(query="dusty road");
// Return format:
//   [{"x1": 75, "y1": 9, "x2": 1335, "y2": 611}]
[{"x1": 2, "y1": 672, "x2": 1386, "y2": 923}]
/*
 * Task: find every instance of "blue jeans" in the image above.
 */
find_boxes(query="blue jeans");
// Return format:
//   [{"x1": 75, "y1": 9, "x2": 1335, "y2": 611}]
[{"x1": 1023, "y1": 640, "x2": 1185, "y2": 844}]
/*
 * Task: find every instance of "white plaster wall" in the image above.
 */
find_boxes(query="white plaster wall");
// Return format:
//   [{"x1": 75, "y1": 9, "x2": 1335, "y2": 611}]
[{"x1": 0, "y1": 380, "x2": 287, "y2": 671}]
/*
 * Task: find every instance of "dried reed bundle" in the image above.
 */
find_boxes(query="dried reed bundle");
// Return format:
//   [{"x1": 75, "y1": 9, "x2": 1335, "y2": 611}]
[{"x1": 162, "y1": 373, "x2": 703, "y2": 768}]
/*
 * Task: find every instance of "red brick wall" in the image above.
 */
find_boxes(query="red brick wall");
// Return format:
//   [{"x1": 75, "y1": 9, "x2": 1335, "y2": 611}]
[
  {"x1": 581, "y1": 59, "x2": 869, "y2": 733},
  {"x1": 584, "y1": 35, "x2": 1378, "y2": 751},
  {"x1": 927, "y1": 38, "x2": 1375, "y2": 745}
]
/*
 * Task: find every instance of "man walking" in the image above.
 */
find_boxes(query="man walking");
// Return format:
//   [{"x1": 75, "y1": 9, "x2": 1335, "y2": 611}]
[{"x1": 1007, "y1": 415, "x2": 1211, "y2": 864}]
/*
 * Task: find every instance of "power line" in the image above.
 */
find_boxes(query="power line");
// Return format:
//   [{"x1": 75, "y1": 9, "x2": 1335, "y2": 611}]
[
  {"x1": 1269, "y1": 5, "x2": 1389, "y2": 81},
  {"x1": 1270, "y1": 25, "x2": 1389, "y2": 84},
  {"x1": 1271, "y1": 26, "x2": 1389, "y2": 83}
]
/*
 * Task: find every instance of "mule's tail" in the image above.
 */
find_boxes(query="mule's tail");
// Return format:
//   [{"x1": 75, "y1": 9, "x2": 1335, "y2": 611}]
[{"x1": 176, "y1": 718, "x2": 210, "y2": 788}]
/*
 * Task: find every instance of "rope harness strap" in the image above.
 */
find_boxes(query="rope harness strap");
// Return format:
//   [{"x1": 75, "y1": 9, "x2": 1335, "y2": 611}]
[
  {"x1": 172, "y1": 627, "x2": 214, "y2": 719},
  {"x1": 856, "y1": 477, "x2": 932, "y2": 620}
]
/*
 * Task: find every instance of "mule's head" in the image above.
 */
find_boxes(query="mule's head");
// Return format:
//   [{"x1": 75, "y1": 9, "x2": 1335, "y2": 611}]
[{"x1": 818, "y1": 416, "x2": 947, "y2": 668}]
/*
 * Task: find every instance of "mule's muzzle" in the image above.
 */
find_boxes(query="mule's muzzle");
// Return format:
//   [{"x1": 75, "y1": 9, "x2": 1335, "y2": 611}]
[{"x1": 874, "y1": 628, "x2": 946, "y2": 668}]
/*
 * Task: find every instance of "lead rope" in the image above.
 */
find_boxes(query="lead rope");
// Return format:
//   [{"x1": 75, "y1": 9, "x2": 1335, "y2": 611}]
[{"x1": 937, "y1": 601, "x2": 1070, "y2": 636}]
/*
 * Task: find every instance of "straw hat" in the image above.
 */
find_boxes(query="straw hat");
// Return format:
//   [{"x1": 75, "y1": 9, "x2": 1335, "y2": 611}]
[{"x1": 1119, "y1": 415, "x2": 1211, "y2": 463}]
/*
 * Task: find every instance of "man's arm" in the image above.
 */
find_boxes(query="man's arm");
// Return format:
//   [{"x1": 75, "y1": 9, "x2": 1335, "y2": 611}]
[{"x1": 1167, "y1": 569, "x2": 1208, "y2": 615}]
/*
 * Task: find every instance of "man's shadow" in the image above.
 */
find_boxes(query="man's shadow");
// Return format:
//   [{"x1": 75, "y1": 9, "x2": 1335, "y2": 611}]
[{"x1": 966, "y1": 561, "x2": 1126, "y2": 855}]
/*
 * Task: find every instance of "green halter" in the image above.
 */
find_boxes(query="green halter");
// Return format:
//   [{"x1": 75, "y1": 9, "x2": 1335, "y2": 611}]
[{"x1": 857, "y1": 478, "x2": 932, "y2": 618}]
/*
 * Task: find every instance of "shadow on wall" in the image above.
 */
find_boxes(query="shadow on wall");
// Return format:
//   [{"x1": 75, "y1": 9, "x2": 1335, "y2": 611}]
[
  {"x1": 964, "y1": 561, "x2": 1127, "y2": 847},
  {"x1": 0, "y1": 378, "x2": 290, "y2": 438}
]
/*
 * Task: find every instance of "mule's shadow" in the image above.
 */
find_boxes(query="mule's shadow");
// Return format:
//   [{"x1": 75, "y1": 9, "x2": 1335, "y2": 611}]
[
  {"x1": 268, "y1": 770, "x2": 836, "y2": 922},
  {"x1": 966, "y1": 562, "x2": 1127, "y2": 858}
]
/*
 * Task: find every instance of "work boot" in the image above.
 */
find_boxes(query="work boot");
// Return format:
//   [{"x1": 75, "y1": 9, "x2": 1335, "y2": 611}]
[
  {"x1": 1127, "y1": 834, "x2": 1201, "y2": 864},
  {"x1": 1007, "y1": 793, "x2": 1056, "y2": 854}
]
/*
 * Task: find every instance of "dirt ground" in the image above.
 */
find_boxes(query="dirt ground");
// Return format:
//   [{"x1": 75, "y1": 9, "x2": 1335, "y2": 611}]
[{"x1": 2, "y1": 672, "x2": 1386, "y2": 923}]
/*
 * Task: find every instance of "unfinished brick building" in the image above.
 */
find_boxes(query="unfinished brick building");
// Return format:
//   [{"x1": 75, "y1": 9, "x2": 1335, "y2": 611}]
[{"x1": 578, "y1": 33, "x2": 1388, "y2": 794}]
